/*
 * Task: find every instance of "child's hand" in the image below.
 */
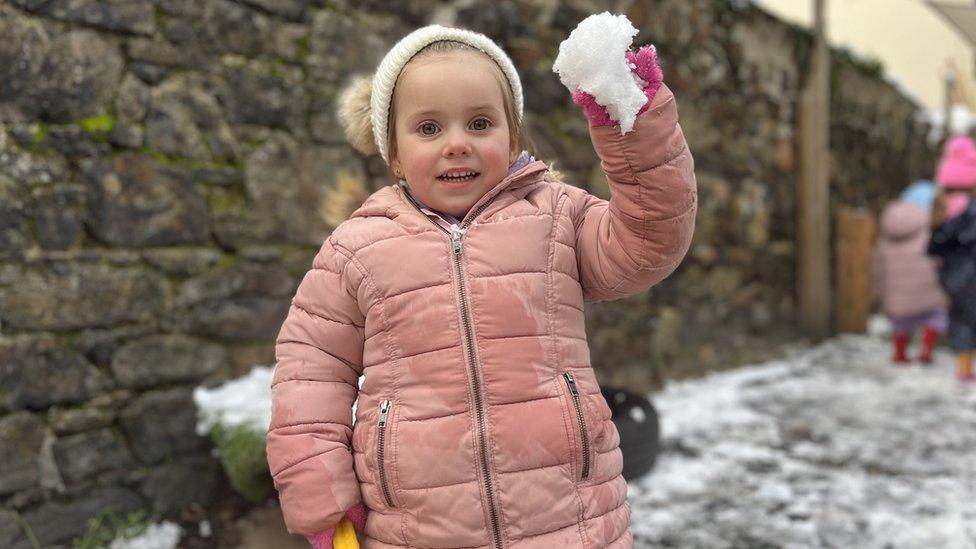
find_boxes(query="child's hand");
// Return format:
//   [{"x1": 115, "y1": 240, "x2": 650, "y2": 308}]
[
  {"x1": 572, "y1": 46, "x2": 663, "y2": 128},
  {"x1": 552, "y1": 12, "x2": 661, "y2": 133},
  {"x1": 305, "y1": 503, "x2": 368, "y2": 549}
]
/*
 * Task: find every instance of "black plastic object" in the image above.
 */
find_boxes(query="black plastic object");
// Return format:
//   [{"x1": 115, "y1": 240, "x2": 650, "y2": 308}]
[{"x1": 600, "y1": 385, "x2": 661, "y2": 481}]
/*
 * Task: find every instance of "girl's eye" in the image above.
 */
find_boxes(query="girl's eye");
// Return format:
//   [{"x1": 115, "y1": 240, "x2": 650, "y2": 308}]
[
  {"x1": 470, "y1": 118, "x2": 491, "y2": 131},
  {"x1": 419, "y1": 122, "x2": 439, "y2": 136}
]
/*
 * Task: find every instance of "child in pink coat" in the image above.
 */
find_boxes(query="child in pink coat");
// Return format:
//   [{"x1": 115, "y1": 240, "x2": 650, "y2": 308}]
[
  {"x1": 871, "y1": 181, "x2": 947, "y2": 364},
  {"x1": 266, "y1": 17, "x2": 696, "y2": 549}
]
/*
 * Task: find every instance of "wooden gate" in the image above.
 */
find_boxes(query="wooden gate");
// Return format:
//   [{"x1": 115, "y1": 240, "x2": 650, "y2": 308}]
[{"x1": 834, "y1": 207, "x2": 877, "y2": 333}]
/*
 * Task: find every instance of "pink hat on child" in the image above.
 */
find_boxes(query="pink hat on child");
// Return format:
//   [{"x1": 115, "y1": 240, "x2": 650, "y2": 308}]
[{"x1": 936, "y1": 134, "x2": 976, "y2": 189}]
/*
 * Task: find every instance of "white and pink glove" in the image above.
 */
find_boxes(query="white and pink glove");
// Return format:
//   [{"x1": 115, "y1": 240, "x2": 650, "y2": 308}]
[
  {"x1": 553, "y1": 12, "x2": 663, "y2": 133},
  {"x1": 572, "y1": 46, "x2": 663, "y2": 127}
]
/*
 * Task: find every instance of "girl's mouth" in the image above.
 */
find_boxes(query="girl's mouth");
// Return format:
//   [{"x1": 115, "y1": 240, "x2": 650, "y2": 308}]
[{"x1": 437, "y1": 170, "x2": 480, "y2": 183}]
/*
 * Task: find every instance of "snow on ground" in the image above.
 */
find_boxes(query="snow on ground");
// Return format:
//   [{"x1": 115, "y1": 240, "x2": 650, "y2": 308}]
[
  {"x1": 108, "y1": 522, "x2": 181, "y2": 549},
  {"x1": 193, "y1": 366, "x2": 273, "y2": 435},
  {"x1": 628, "y1": 334, "x2": 976, "y2": 548}
]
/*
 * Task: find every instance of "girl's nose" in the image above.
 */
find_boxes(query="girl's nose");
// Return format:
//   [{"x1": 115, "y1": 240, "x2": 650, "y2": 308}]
[{"x1": 442, "y1": 128, "x2": 472, "y2": 157}]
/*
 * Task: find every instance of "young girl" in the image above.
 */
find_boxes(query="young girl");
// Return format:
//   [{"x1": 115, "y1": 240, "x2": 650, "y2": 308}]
[
  {"x1": 871, "y1": 181, "x2": 947, "y2": 364},
  {"x1": 267, "y1": 19, "x2": 696, "y2": 549},
  {"x1": 928, "y1": 135, "x2": 976, "y2": 382}
]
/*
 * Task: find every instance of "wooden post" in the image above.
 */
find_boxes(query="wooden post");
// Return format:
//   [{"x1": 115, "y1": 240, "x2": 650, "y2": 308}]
[
  {"x1": 797, "y1": 0, "x2": 832, "y2": 341},
  {"x1": 835, "y1": 207, "x2": 876, "y2": 333},
  {"x1": 944, "y1": 61, "x2": 955, "y2": 138}
]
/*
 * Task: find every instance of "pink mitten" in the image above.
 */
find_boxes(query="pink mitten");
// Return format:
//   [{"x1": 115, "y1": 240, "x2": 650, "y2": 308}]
[
  {"x1": 572, "y1": 45, "x2": 664, "y2": 127},
  {"x1": 305, "y1": 503, "x2": 368, "y2": 549}
]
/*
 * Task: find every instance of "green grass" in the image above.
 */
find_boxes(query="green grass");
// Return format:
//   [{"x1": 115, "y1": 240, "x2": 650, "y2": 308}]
[{"x1": 73, "y1": 510, "x2": 149, "y2": 549}]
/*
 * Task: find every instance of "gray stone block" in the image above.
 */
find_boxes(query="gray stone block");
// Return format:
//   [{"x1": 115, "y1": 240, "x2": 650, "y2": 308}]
[
  {"x1": 0, "y1": 263, "x2": 165, "y2": 330},
  {"x1": 111, "y1": 335, "x2": 227, "y2": 389},
  {"x1": 83, "y1": 153, "x2": 211, "y2": 247},
  {"x1": 0, "y1": 412, "x2": 45, "y2": 496},
  {"x1": 9, "y1": 0, "x2": 156, "y2": 35},
  {"x1": 52, "y1": 429, "x2": 134, "y2": 484},
  {"x1": 119, "y1": 388, "x2": 209, "y2": 464},
  {"x1": 0, "y1": 338, "x2": 106, "y2": 411},
  {"x1": 16, "y1": 487, "x2": 143, "y2": 548}
]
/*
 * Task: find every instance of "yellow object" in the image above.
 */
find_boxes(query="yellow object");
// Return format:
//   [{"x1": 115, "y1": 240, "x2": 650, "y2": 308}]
[
  {"x1": 333, "y1": 517, "x2": 360, "y2": 549},
  {"x1": 958, "y1": 353, "x2": 973, "y2": 380}
]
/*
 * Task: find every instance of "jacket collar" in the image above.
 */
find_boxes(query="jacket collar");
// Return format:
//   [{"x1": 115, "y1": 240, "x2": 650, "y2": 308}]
[{"x1": 351, "y1": 159, "x2": 549, "y2": 226}]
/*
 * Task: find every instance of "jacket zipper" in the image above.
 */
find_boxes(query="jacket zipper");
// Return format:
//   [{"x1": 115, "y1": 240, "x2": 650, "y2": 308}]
[
  {"x1": 563, "y1": 372, "x2": 591, "y2": 480},
  {"x1": 402, "y1": 192, "x2": 505, "y2": 548},
  {"x1": 451, "y1": 221, "x2": 505, "y2": 549},
  {"x1": 377, "y1": 399, "x2": 395, "y2": 507}
]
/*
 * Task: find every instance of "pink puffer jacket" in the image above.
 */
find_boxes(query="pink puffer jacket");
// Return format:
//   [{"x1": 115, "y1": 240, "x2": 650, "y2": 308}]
[
  {"x1": 268, "y1": 85, "x2": 697, "y2": 548},
  {"x1": 871, "y1": 201, "x2": 947, "y2": 318}
]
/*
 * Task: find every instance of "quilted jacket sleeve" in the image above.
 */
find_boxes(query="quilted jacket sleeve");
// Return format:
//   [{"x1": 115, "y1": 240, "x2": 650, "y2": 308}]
[
  {"x1": 929, "y1": 208, "x2": 976, "y2": 257},
  {"x1": 267, "y1": 236, "x2": 366, "y2": 535},
  {"x1": 565, "y1": 84, "x2": 697, "y2": 302},
  {"x1": 870, "y1": 244, "x2": 884, "y2": 300}
]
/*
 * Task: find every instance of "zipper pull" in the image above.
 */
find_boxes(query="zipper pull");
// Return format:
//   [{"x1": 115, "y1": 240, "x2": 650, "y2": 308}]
[
  {"x1": 378, "y1": 399, "x2": 391, "y2": 427},
  {"x1": 563, "y1": 372, "x2": 580, "y2": 395},
  {"x1": 450, "y1": 224, "x2": 465, "y2": 254}
]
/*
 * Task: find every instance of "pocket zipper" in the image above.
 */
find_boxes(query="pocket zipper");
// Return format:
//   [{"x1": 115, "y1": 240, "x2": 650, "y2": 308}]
[
  {"x1": 563, "y1": 372, "x2": 590, "y2": 480},
  {"x1": 377, "y1": 399, "x2": 395, "y2": 507}
]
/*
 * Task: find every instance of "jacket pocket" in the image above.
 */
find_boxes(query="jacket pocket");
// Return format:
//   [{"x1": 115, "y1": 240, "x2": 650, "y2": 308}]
[
  {"x1": 562, "y1": 372, "x2": 591, "y2": 481},
  {"x1": 377, "y1": 398, "x2": 397, "y2": 508}
]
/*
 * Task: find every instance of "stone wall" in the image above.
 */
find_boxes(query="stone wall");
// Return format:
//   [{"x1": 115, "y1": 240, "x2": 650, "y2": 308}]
[{"x1": 0, "y1": 0, "x2": 936, "y2": 545}]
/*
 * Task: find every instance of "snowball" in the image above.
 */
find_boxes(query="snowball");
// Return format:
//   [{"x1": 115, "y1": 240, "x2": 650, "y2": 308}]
[{"x1": 552, "y1": 12, "x2": 647, "y2": 134}]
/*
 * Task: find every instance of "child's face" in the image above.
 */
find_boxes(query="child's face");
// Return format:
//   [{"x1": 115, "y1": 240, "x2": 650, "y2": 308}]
[{"x1": 390, "y1": 52, "x2": 514, "y2": 219}]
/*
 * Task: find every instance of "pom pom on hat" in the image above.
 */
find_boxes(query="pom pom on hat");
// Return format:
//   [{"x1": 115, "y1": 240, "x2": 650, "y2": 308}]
[
  {"x1": 936, "y1": 134, "x2": 976, "y2": 189},
  {"x1": 337, "y1": 75, "x2": 378, "y2": 156}
]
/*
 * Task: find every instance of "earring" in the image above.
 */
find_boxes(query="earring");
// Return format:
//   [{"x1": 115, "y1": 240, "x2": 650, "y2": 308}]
[{"x1": 393, "y1": 167, "x2": 403, "y2": 179}]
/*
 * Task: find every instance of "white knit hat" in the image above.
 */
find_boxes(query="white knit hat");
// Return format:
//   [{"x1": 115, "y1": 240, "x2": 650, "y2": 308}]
[{"x1": 370, "y1": 25, "x2": 524, "y2": 164}]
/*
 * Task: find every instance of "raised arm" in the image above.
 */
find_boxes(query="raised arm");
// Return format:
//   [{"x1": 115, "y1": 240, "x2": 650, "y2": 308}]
[{"x1": 567, "y1": 83, "x2": 696, "y2": 301}]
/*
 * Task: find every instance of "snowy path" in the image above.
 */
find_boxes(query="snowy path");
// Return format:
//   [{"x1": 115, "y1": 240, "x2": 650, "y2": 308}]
[{"x1": 627, "y1": 334, "x2": 976, "y2": 549}]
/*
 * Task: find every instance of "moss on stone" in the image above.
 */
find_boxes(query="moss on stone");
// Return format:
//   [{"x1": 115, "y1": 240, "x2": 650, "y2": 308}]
[
  {"x1": 211, "y1": 423, "x2": 273, "y2": 502},
  {"x1": 30, "y1": 123, "x2": 49, "y2": 145},
  {"x1": 136, "y1": 145, "x2": 245, "y2": 172},
  {"x1": 835, "y1": 47, "x2": 884, "y2": 78},
  {"x1": 294, "y1": 35, "x2": 310, "y2": 65},
  {"x1": 217, "y1": 253, "x2": 241, "y2": 269},
  {"x1": 79, "y1": 114, "x2": 116, "y2": 135},
  {"x1": 207, "y1": 188, "x2": 247, "y2": 215}
]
